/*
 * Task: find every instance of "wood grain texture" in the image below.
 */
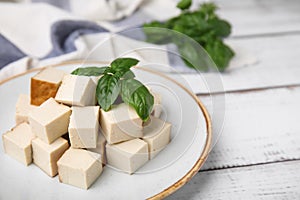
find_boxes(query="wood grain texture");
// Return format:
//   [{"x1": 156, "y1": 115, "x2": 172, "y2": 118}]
[
  {"x1": 102, "y1": 0, "x2": 300, "y2": 37},
  {"x1": 165, "y1": 0, "x2": 300, "y2": 199},
  {"x1": 215, "y1": 0, "x2": 300, "y2": 36},
  {"x1": 182, "y1": 34, "x2": 300, "y2": 94},
  {"x1": 167, "y1": 160, "x2": 300, "y2": 199},
  {"x1": 199, "y1": 86, "x2": 300, "y2": 170}
]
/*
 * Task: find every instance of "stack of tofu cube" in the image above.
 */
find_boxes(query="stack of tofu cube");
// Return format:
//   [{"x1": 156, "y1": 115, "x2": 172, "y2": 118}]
[{"x1": 2, "y1": 67, "x2": 172, "y2": 190}]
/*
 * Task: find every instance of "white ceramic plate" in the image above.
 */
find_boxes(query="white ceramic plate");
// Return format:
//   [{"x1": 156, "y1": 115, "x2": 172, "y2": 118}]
[{"x1": 0, "y1": 61, "x2": 211, "y2": 200}]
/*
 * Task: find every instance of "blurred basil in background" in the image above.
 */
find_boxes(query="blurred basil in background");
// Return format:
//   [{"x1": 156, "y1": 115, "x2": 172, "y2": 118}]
[{"x1": 143, "y1": 1, "x2": 234, "y2": 71}]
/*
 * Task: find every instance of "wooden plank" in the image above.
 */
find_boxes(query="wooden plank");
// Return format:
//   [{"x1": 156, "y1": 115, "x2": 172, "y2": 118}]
[
  {"x1": 101, "y1": 0, "x2": 300, "y2": 36},
  {"x1": 215, "y1": 0, "x2": 300, "y2": 36},
  {"x1": 168, "y1": 160, "x2": 300, "y2": 199},
  {"x1": 181, "y1": 34, "x2": 300, "y2": 94},
  {"x1": 198, "y1": 86, "x2": 300, "y2": 170}
]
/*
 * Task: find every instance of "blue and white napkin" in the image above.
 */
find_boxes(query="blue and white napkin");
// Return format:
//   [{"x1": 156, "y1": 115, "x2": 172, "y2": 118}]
[{"x1": 0, "y1": 0, "x2": 257, "y2": 94}]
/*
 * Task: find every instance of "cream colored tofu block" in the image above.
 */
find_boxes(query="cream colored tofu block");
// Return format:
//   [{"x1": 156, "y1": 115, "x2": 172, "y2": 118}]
[
  {"x1": 57, "y1": 149, "x2": 103, "y2": 189},
  {"x1": 146, "y1": 87, "x2": 162, "y2": 118},
  {"x1": 106, "y1": 139, "x2": 148, "y2": 174},
  {"x1": 142, "y1": 116, "x2": 171, "y2": 159},
  {"x1": 69, "y1": 106, "x2": 99, "y2": 148},
  {"x1": 28, "y1": 98, "x2": 71, "y2": 144},
  {"x1": 91, "y1": 76, "x2": 100, "y2": 103},
  {"x1": 31, "y1": 67, "x2": 66, "y2": 106},
  {"x1": 100, "y1": 103, "x2": 143, "y2": 144},
  {"x1": 152, "y1": 92, "x2": 162, "y2": 118},
  {"x1": 87, "y1": 131, "x2": 107, "y2": 164},
  {"x1": 32, "y1": 137, "x2": 69, "y2": 177},
  {"x1": 15, "y1": 94, "x2": 37, "y2": 124},
  {"x1": 2, "y1": 123, "x2": 36, "y2": 166},
  {"x1": 55, "y1": 74, "x2": 96, "y2": 106},
  {"x1": 91, "y1": 76, "x2": 101, "y2": 85}
]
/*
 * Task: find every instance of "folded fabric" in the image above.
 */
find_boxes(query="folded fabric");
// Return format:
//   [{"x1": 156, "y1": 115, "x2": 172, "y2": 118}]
[
  {"x1": 0, "y1": 1, "x2": 177, "y2": 80},
  {"x1": 29, "y1": 0, "x2": 145, "y2": 21},
  {"x1": 0, "y1": 1, "x2": 257, "y2": 95},
  {"x1": 0, "y1": 34, "x2": 26, "y2": 69}
]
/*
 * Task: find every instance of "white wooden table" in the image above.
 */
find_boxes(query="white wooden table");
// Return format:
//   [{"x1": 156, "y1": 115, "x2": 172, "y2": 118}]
[{"x1": 168, "y1": 0, "x2": 300, "y2": 199}]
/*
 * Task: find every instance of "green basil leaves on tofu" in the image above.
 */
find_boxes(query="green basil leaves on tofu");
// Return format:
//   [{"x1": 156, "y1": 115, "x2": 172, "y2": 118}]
[
  {"x1": 96, "y1": 74, "x2": 121, "y2": 111},
  {"x1": 71, "y1": 66, "x2": 107, "y2": 76},
  {"x1": 111, "y1": 58, "x2": 139, "y2": 75},
  {"x1": 121, "y1": 79, "x2": 154, "y2": 121},
  {"x1": 71, "y1": 58, "x2": 153, "y2": 121}
]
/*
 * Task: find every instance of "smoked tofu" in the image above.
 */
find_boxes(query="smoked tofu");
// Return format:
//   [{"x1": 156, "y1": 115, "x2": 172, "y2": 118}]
[
  {"x1": 69, "y1": 106, "x2": 99, "y2": 148},
  {"x1": 87, "y1": 131, "x2": 107, "y2": 164},
  {"x1": 142, "y1": 116, "x2": 171, "y2": 159},
  {"x1": 31, "y1": 67, "x2": 66, "y2": 106},
  {"x1": 106, "y1": 139, "x2": 148, "y2": 174},
  {"x1": 100, "y1": 103, "x2": 143, "y2": 144},
  {"x1": 55, "y1": 74, "x2": 96, "y2": 106},
  {"x1": 15, "y1": 94, "x2": 37, "y2": 124},
  {"x1": 32, "y1": 137, "x2": 69, "y2": 177},
  {"x1": 2, "y1": 123, "x2": 35, "y2": 166},
  {"x1": 28, "y1": 98, "x2": 71, "y2": 144},
  {"x1": 57, "y1": 149, "x2": 103, "y2": 189}
]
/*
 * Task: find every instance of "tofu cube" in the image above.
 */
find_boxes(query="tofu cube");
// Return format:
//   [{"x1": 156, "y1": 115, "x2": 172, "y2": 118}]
[
  {"x1": 55, "y1": 74, "x2": 96, "y2": 106},
  {"x1": 91, "y1": 76, "x2": 101, "y2": 85},
  {"x1": 152, "y1": 92, "x2": 162, "y2": 118},
  {"x1": 32, "y1": 137, "x2": 69, "y2": 177},
  {"x1": 28, "y1": 98, "x2": 71, "y2": 144},
  {"x1": 2, "y1": 123, "x2": 35, "y2": 165},
  {"x1": 142, "y1": 116, "x2": 171, "y2": 159},
  {"x1": 106, "y1": 139, "x2": 148, "y2": 174},
  {"x1": 146, "y1": 87, "x2": 162, "y2": 118},
  {"x1": 100, "y1": 103, "x2": 143, "y2": 144},
  {"x1": 57, "y1": 149, "x2": 103, "y2": 189},
  {"x1": 15, "y1": 94, "x2": 37, "y2": 124},
  {"x1": 87, "y1": 131, "x2": 107, "y2": 164},
  {"x1": 69, "y1": 106, "x2": 99, "y2": 148},
  {"x1": 31, "y1": 67, "x2": 66, "y2": 106}
]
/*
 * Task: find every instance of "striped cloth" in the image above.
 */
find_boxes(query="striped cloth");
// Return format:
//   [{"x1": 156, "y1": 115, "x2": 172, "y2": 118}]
[
  {"x1": 0, "y1": 0, "x2": 255, "y2": 83},
  {"x1": 0, "y1": 0, "x2": 184, "y2": 80}
]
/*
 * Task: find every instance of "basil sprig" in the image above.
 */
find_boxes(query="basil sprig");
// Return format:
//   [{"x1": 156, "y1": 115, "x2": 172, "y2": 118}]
[
  {"x1": 143, "y1": 2, "x2": 234, "y2": 71},
  {"x1": 71, "y1": 58, "x2": 153, "y2": 121}
]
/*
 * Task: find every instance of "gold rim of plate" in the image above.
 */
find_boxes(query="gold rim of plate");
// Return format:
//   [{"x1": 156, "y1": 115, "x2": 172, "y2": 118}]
[{"x1": 0, "y1": 60, "x2": 212, "y2": 200}]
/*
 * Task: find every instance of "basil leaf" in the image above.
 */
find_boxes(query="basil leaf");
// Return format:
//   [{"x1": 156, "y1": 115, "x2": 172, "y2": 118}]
[
  {"x1": 121, "y1": 79, "x2": 154, "y2": 121},
  {"x1": 96, "y1": 74, "x2": 121, "y2": 111},
  {"x1": 121, "y1": 70, "x2": 135, "y2": 79},
  {"x1": 71, "y1": 66, "x2": 108, "y2": 76},
  {"x1": 178, "y1": 42, "x2": 209, "y2": 71},
  {"x1": 205, "y1": 39, "x2": 234, "y2": 71},
  {"x1": 110, "y1": 58, "x2": 139, "y2": 77},
  {"x1": 177, "y1": 0, "x2": 192, "y2": 10},
  {"x1": 208, "y1": 18, "x2": 231, "y2": 37},
  {"x1": 199, "y1": 2, "x2": 217, "y2": 18},
  {"x1": 104, "y1": 67, "x2": 135, "y2": 79},
  {"x1": 143, "y1": 25, "x2": 174, "y2": 44},
  {"x1": 104, "y1": 67, "x2": 115, "y2": 75}
]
